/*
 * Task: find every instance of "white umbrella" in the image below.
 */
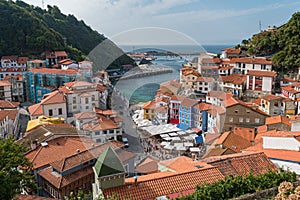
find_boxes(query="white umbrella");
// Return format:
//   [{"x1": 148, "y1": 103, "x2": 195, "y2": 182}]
[
  {"x1": 184, "y1": 142, "x2": 194, "y2": 147},
  {"x1": 171, "y1": 137, "x2": 181, "y2": 141},
  {"x1": 161, "y1": 141, "x2": 170, "y2": 146}
]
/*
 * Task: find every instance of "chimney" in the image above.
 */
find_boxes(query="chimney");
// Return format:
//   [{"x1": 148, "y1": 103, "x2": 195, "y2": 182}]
[
  {"x1": 134, "y1": 176, "x2": 138, "y2": 186},
  {"x1": 76, "y1": 149, "x2": 80, "y2": 153}
]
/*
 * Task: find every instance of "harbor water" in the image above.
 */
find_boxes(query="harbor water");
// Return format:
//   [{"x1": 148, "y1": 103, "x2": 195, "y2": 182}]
[{"x1": 115, "y1": 45, "x2": 232, "y2": 105}]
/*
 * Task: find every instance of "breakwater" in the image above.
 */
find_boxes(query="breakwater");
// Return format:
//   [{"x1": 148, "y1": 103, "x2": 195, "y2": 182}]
[{"x1": 120, "y1": 67, "x2": 173, "y2": 80}]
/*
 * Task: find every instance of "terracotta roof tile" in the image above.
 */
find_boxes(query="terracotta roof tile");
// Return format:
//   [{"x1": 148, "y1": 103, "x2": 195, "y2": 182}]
[
  {"x1": 104, "y1": 166, "x2": 224, "y2": 200},
  {"x1": 41, "y1": 91, "x2": 66, "y2": 105},
  {"x1": 135, "y1": 157, "x2": 159, "y2": 174},
  {"x1": 0, "y1": 80, "x2": 11, "y2": 86},
  {"x1": 74, "y1": 111, "x2": 96, "y2": 120},
  {"x1": 261, "y1": 94, "x2": 282, "y2": 101},
  {"x1": 28, "y1": 103, "x2": 43, "y2": 116},
  {"x1": 30, "y1": 68, "x2": 78, "y2": 75},
  {"x1": 219, "y1": 74, "x2": 247, "y2": 85},
  {"x1": 202, "y1": 152, "x2": 277, "y2": 177},
  {"x1": 215, "y1": 131, "x2": 252, "y2": 153},
  {"x1": 230, "y1": 57, "x2": 272, "y2": 65},
  {"x1": 247, "y1": 70, "x2": 277, "y2": 77},
  {"x1": 25, "y1": 136, "x2": 97, "y2": 170},
  {"x1": 38, "y1": 165, "x2": 93, "y2": 189},
  {"x1": 143, "y1": 101, "x2": 156, "y2": 109},
  {"x1": 181, "y1": 98, "x2": 198, "y2": 107},
  {"x1": 159, "y1": 156, "x2": 213, "y2": 173},
  {"x1": 0, "y1": 100, "x2": 19, "y2": 109},
  {"x1": 193, "y1": 102, "x2": 212, "y2": 111},
  {"x1": 170, "y1": 95, "x2": 186, "y2": 101},
  {"x1": 0, "y1": 110, "x2": 18, "y2": 121},
  {"x1": 49, "y1": 140, "x2": 124, "y2": 172},
  {"x1": 233, "y1": 127, "x2": 256, "y2": 141},
  {"x1": 266, "y1": 115, "x2": 291, "y2": 126}
]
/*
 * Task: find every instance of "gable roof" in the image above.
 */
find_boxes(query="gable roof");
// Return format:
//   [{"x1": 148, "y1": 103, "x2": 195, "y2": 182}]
[
  {"x1": 135, "y1": 157, "x2": 159, "y2": 174},
  {"x1": 202, "y1": 152, "x2": 277, "y2": 177},
  {"x1": 103, "y1": 166, "x2": 224, "y2": 200},
  {"x1": 215, "y1": 131, "x2": 252, "y2": 153},
  {"x1": 0, "y1": 110, "x2": 18, "y2": 121},
  {"x1": 266, "y1": 115, "x2": 291, "y2": 126},
  {"x1": 40, "y1": 91, "x2": 66, "y2": 105},
  {"x1": 181, "y1": 98, "x2": 198, "y2": 107},
  {"x1": 247, "y1": 70, "x2": 277, "y2": 77},
  {"x1": 28, "y1": 104, "x2": 43, "y2": 116},
  {"x1": 94, "y1": 147, "x2": 125, "y2": 177},
  {"x1": 0, "y1": 100, "x2": 19, "y2": 109},
  {"x1": 25, "y1": 136, "x2": 97, "y2": 170}
]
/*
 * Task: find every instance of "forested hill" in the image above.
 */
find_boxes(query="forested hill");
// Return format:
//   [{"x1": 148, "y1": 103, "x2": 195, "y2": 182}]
[
  {"x1": 0, "y1": 0, "x2": 134, "y2": 69},
  {"x1": 237, "y1": 12, "x2": 300, "y2": 73}
]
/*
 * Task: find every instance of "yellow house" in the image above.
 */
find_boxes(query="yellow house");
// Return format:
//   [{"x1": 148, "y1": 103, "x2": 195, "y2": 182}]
[
  {"x1": 26, "y1": 116, "x2": 65, "y2": 133},
  {"x1": 143, "y1": 101, "x2": 156, "y2": 121}
]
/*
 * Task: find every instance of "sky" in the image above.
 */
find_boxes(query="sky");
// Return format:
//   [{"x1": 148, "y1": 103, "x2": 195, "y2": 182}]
[{"x1": 22, "y1": 0, "x2": 300, "y2": 46}]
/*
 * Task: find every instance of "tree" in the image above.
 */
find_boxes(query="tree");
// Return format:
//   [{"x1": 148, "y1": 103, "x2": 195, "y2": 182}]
[{"x1": 0, "y1": 139, "x2": 36, "y2": 200}]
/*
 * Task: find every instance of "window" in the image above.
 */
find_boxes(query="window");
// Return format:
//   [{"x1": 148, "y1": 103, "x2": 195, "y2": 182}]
[
  {"x1": 255, "y1": 118, "x2": 260, "y2": 123},
  {"x1": 239, "y1": 117, "x2": 243, "y2": 123},
  {"x1": 96, "y1": 139, "x2": 101, "y2": 143},
  {"x1": 85, "y1": 98, "x2": 89, "y2": 104},
  {"x1": 92, "y1": 95, "x2": 95, "y2": 101},
  {"x1": 95, "y1": 131, "x2": 100, "y2": 135},
  {"x1": 229, "y1": 117, "x2": 233, "y2": 122},
  {"x1": 86, "y1": 106, "x2": 89, "y2": 109},
  {"x1": 58, "y1": 108, "x2": 62, "y2": 115},
  {"x1": 73, "y1": 105, "x2": 77, "y2": 109},
  {"x1": 49, "y1": 109, "x2": 53, "y2": 116},
  {"x1": 235, "y1": 110, "x2": 238, "y2": 113},
  {"x1": 72, "y1": 97, "x2": 76, "y2": 104},
  {"x1": 246, "y1": 109, "x2": 250, "y2": 113},
  {"x1": 246, "y1": 118, "x2": 250, "y2": 123}
]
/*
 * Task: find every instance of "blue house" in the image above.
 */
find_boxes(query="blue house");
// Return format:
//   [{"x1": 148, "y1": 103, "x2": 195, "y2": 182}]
[
  {"x1": 178, "y1": 98, "x2": 198, "y2": 130},
  {"x1": 192, "y1": 102, "x2": 212, "y2": 132}
]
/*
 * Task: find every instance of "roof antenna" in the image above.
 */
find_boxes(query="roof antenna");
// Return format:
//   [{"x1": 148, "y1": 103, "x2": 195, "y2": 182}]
[{"x1": 259, "y1": 20, "x2": 262, "y2": 32}]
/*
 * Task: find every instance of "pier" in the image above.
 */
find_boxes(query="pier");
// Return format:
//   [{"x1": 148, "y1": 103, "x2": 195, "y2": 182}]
[{"x1": 120, "y1": 67, "x2": 173, "y2": 80}]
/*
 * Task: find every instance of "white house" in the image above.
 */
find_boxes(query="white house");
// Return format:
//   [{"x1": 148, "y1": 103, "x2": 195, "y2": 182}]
[
  {"x1": 28, "y1": 90, "x2": 67, "y2": 120},
  {"x1": 230, "y1": 57, "x2": 272, "y2": 74},
  {"x1": 59, "y1": 81, "x2": 100, "y2": 121}
]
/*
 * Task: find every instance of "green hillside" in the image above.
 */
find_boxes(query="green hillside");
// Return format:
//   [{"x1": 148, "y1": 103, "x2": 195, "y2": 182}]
[
  {"x1": 0, "y1": 0, "x2": 134, "y2": 69},
  {"x1": 238, "y1": 12, "x2": 300, "y2": 73}
]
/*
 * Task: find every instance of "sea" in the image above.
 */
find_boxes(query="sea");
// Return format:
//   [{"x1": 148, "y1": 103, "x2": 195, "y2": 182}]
[{"x1": 115, "y1": 44, "x2": 233, "y2": 105}]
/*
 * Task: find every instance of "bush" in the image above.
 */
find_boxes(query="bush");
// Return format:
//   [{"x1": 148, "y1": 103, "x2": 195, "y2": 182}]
[{"x1": 175, "y1": 169, "x2": 297, "y2": 200}]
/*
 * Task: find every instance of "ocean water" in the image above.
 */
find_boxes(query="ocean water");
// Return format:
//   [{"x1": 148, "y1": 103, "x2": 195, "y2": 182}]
[{"x1": 116, "y1": 45, "x2": 233, "y2": 105}]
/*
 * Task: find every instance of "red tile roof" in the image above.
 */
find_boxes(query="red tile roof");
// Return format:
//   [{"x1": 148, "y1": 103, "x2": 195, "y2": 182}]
[
  {"x1": 40, "y1": 91, "x2": 66, "y2": 105},
  {"x1": 219, "y1": 74, "x2": 247, "y2": 85},
  {"x1": 104, "y1": 166, "x2": 224, "y2": 200},
  {"x1": 261, "y1": 94, "x2": 282, "y2": 101},
  {"x1": 230, "y1": 57, "x2": 272, "y2": 65},
  {"x1": 74, "y1": 111, "x2": 96, "y2": 120},
  {"x1": 265, "y1": 115, "x2": 291, "y2": 126},
  {"x1": 193, "y1": 102, "x2": 212, "y2": 111},
  {"x1": 0, "y1": 110, "x2": 18, "y2": 121},
  {"x1": 222, "y1": 48, "x2": 241, "y2": 55},
  {"x1": 39, "y1": 165, "x2": 94, "y2": 189},
  {"x1": 0, "y1": 100, "x2": 19, "y2": 109},
  {"x1": 28, "y1": 103, "x2": 43, "y2": 116},
  {"x1": 50, "y1": 140, "x2": 124, "y2": 172},
  {"x1": 143, "y1": 101, "x2": 156, "y2": 109},
  {"x1": 181, "y1": 98, "x2": 198, "y2": 107},
  {"x1": 159, "y1": 156, "x2": 213, "y2": 173},
  {"x1": 135, "y1": 157, "x2": 159, "y2": 174},
  {"x1": 16, "y1": 195, "x2": 55, "y2": 200},
  {"x1": 30, "y1": 68, "x2": 78, "y2": 75},
  {"x1": 247, "y1": 70, "x2": 277, "y2": 77},
  {"x1": 0, "y1": 80, "x2": 11, "y2": 86},
  {"x1": 233, "y1": 127, "x2": 256, "y2": 141},
  {"x1": 215, "y1": 131, "x2": 252, "y2": 153},
  {"x1": 202, "y1": 152, "x2": 277, "y2": 177},
  {"x1": 25, "y1": 136, "x2": 97, "y2": 170}
]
